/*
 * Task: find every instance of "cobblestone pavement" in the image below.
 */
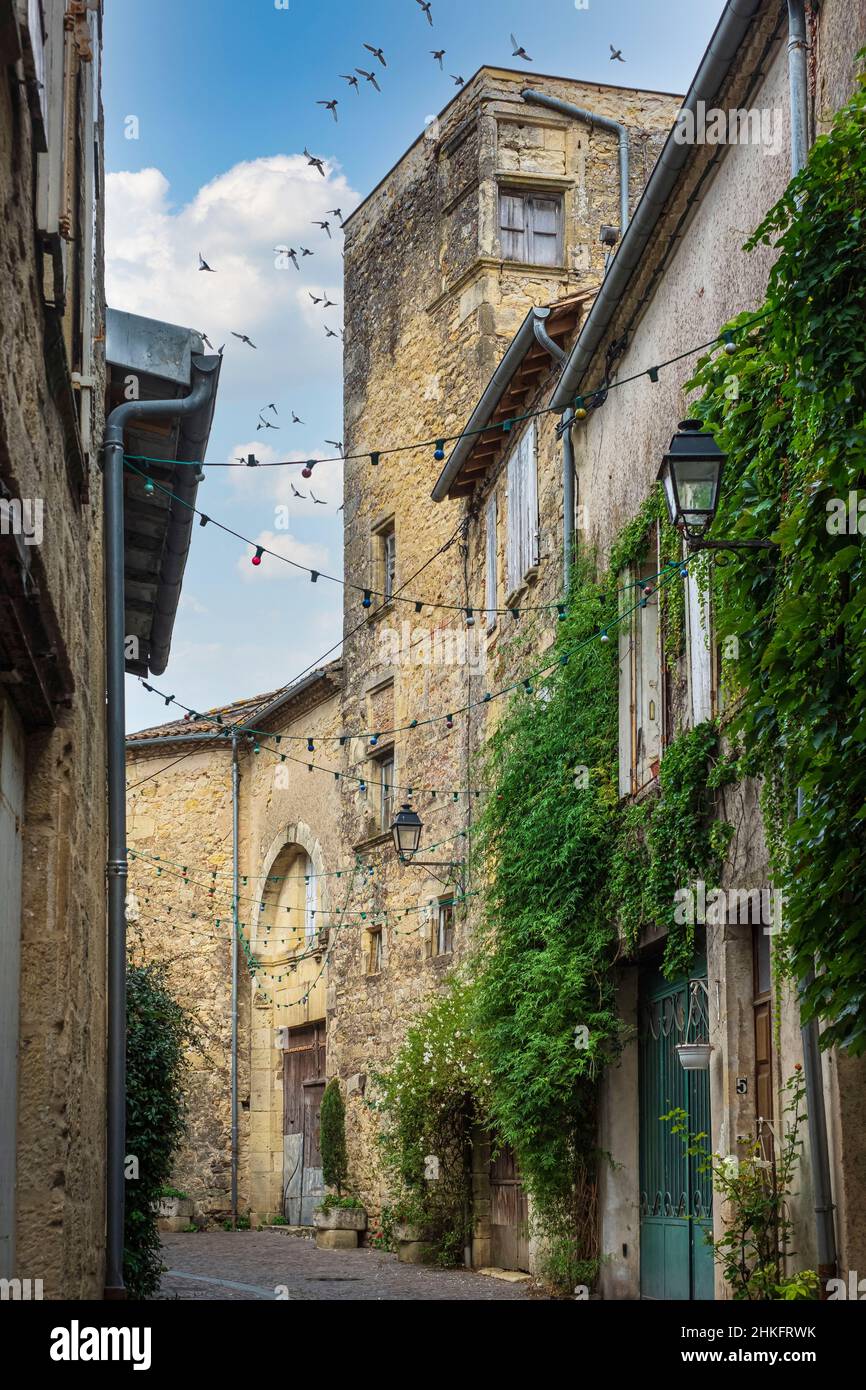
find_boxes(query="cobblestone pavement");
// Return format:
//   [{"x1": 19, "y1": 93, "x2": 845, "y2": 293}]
[{"x1": 159, "y1": 1231, "x2": 542, "y2": 1301}]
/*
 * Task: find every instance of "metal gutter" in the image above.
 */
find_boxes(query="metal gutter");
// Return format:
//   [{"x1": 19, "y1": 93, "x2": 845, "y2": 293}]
[
  {"x1": 103, "y1": 362, "x2": 219, "y2": 1299},
  {"x1": 521, "y1": 90, "x2": 630, "y2": 239},
  {"x1": 431, "y1": 306, "x2": 552, "y2": 502},
  {"x1": 548, "y1": 0, "x2": 764, "y2": 411}
]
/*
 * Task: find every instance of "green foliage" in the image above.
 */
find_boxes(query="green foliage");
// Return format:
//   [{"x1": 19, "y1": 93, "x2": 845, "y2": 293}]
[
  {"x1": 663, "y1": 1071, "x2": 814, "y2": 1300},
  {"x1": 125, "y1": 962, "x2": 198, "y2": 1298},
  {"x1": 471, "y1": 558, "x2": 619, "y2": 1281},
  {"x1": 687, "y1": 64, "x2": 866, "y2": 1050},
  {"x1": 320, "y1": 1079, "x2": 349, "y2": 1195},
  {"x1": 370, "y1": 978, "x2": 482, "y2": 1264},
  {"x1": 317, "y1": 1193, "x2": 364, "y2": 1213}
]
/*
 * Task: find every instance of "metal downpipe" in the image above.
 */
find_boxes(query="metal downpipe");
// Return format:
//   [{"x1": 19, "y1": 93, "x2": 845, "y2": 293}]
[
  {"x1": 231, "y1": 733, "x2": 240, "y2": 1227},
  {"x1": 521, "y1": 90, "x2": 630, "y2": 239},
  {"x1": 103, "y1": 368, "x2": 217, "y2": 1298},
  {"x1": 788, "y1": 12, "x2": 836, "y2": 1282}
]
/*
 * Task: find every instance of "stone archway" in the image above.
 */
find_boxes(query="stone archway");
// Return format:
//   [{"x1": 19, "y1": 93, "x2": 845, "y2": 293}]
[{"x1": 247, "y1": 823, "x2": 331, "y2": 1224}]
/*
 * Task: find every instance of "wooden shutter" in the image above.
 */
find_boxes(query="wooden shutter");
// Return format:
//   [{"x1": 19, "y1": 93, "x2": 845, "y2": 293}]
[
  {"x1": 35, "y1": 0, "x2": 66, "y2": 236},
  {"x1": 528, "y1": 196, "x2": 560, "y2": 266},
  {"x1": 499, "y1": 192, "x2": 525, "y2": 261},
  {"x1": 636, "y1": 560, "x2": 662, "y2": 786},
  {"x1": 618, "y1": 570, "x2": 634, "y2": 797},
  {"x1": 304, "y1": 857, "x2": 315, "y2": 945},
  {"x1": 686, "y1": 572, "x2": 713, "y2": 725},
  {"x1": 506, "y1": 443, "x2": 522, "y2": 594},
  {"x1": 485, "y1": 493, "x2": 497, "y2": 630},
  {"x1": 523, "y1": 422, "x2": 538, "y2": 570}
]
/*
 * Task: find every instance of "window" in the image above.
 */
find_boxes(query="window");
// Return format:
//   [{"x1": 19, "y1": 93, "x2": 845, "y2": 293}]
[
  {"x1": 432, "y1": 900, "x2": 454, "y2": 957},
  {"x1": 304, "y1": 857, "x2": 316, "y2": 947},
  {"x1": 367, "y1": 927, "x2": 384, "y2": 974},
  {"x1": 506, "y1": 422, "x2": 538, "y2": 594},
  {"x1": 375, "y1": 750, "x2": 395, "y2": 833},
  {"x1": 374, "y1": 521, "x2": 396, "y2": 603},
  {"x1": 485, "y1": 493, "x2": 498, "y2": 631},
  {"x1": 499, "y1": 190, "x2": 562, "y2": 266},
  {"x1": 618, "y1": 555, "x2": 662, "y2": 797}
]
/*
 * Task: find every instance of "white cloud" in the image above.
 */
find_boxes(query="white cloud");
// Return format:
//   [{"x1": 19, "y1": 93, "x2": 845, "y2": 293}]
[
  {"x1": 106, "y1": 155, "x2": 357, "y2": 396},
  {"x1": 237, "y1": 529, "x2": 331, "y2": 584}
]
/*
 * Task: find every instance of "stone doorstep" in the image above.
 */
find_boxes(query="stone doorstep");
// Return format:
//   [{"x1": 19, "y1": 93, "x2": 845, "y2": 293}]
[
  {"x1": 476, "y1": 1267, "x2": 533, "y2": 1283},
  {"x1": 316, "y1": 1229, "x2": 358, "y2": 1251}
]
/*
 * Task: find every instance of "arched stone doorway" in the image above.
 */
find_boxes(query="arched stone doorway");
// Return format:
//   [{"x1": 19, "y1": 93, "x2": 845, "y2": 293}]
[{"x1": 248, "y1": 824, "x2": 330, "y2": 1225}]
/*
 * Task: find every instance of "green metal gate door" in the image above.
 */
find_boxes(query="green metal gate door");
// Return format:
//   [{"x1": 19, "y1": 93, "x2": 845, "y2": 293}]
[{"x1": 639, "y1": 961, "x2": 713, "y2": 1300}]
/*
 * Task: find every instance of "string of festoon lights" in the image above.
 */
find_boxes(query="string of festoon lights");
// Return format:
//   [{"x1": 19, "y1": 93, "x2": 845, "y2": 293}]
[
  {"x1": 136, "y1": 555, "x2": 692, "y2": 753},
  {"x1": 127, "y1": 846, "x2": 470, "y2": 920},
  {"x1": 126, "y1": 823, "x2": 475, "y2": 886},
  {"x1": 123, "y1": 307, "x2": 770, "y2": 474},
  {"x1": 123, "y1": 309, "x2": 768, "y2": 611}
]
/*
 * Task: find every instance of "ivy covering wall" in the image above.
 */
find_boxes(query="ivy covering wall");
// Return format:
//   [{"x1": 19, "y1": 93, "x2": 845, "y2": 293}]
[{"x1": 687, "y1": 61, "x2": 866, "y2": 1053}]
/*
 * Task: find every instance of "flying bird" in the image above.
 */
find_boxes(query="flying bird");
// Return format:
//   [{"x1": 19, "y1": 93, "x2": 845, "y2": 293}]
[
  {"x1": 324, "y1": 326, "x2": 339, "y2": 338},
  {"x1": 510, "y1": 34, "x2": 532, "y2": 62},
  {"x1": 610, "y1": 44, "x2": 625, "y2": 62},
  {"x1": 291, "y1": 483, "x2": 306, "y2": 498},
  {"x1": 285, "y1": 246, "x2": 299, "y2": 270},
  {"x1": 313, "y1": 219, "x2": 332, "y2": 239},
  {"x1": 292, "y1": 412, "x2": 304, "y2": 424},
  {"x1": 261, "y1": 418, "x2": 279, "y2": 430},
  {"x1": 340, "y1": 73, "x2": 360, "y2": 92},
  {"x1": 310, "y1": 490, "x2": 326, "y2": 505},
  {"x1": 325, "y1": 440, "x2": 344, "y2": 454},
  {"x1": 363, "y1": 43, "x2": 387, "y2": 66},
  {"x1": 326, "y1": 207, "x2": 343, "y2": 221},
  {"x1": 267, "y1": 404, "x2": 278, "y2": 415},
  {"x1": 451, "y1": 74, "x2": 464, "y2": 87},
  {"x1": 416, "y1": 0, "x2": 434, "y2": 25},
  {"x1": 231, "y1": 332, "x2": 257, "y2": 349},
  {"x1": 303, "y1": 147, "x2": 326, "y2": 175},
  {"x1": 200, "y1": 331, "x2": 214, "y2": 350},
  {"x1": 198, "y1": 252, "x2": 215, "y2": 272},
  {"x1": 300, "y1": 246, "x2": 314, "y2": 256},
  {"x1": 322, "y1": 295, "x2": 337, "y2": 308},
  {"x1": 431, "y1": 49, "x2": 445, "y2": 69},
  {"x1": 317, "y1": 99, "x2": 339, "y2": 122},
  {"x1": 356, "y1": 67, "x2": 381, "y2": 92},
  {"x1": 308, "y1": 292, "x2": 323, "y2": 305}
]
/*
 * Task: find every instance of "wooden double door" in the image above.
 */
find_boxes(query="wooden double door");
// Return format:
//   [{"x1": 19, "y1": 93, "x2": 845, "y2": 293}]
[{"x1": 282, "y1": 1022, "x2": 325, "y2": 1226}]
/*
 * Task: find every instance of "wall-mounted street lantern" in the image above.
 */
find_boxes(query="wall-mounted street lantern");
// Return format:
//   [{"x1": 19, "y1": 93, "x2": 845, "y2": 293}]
[
  {"x1": 391, "y1": 803, "x2": 423, "y2": 860},
  {"x1": 657, "y1": 420, "x2": 777, "y2": 552},
  {"x1": 390, "y1": 804, "x2": 464, "y2": 869}
]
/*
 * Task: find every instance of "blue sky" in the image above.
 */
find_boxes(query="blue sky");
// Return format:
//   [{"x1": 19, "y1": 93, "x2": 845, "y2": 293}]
[{"x1": 106, "y1": 0, "x2": 725, "y2": 732}]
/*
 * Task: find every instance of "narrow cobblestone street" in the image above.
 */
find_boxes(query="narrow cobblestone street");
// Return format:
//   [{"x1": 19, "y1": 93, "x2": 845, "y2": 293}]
[{"x1": 159, "y1": 1232, "x2": 541, "y2": 1301}]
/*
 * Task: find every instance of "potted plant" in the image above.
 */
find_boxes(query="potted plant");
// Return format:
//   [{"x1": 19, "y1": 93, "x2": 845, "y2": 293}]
[{"x1": 315, "y1": 1080, "x2": 367, "y2": 1248}]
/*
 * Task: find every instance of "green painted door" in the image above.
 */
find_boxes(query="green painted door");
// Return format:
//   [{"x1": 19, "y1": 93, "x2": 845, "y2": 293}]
[{"x1": 639, "y1": 961, "x2": 713, "y2": 1300}]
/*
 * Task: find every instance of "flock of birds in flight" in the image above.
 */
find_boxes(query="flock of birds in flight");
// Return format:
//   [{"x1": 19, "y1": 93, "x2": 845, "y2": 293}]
[{"x1": 189, "y1": 4, "x2": 628, "y2": 509}]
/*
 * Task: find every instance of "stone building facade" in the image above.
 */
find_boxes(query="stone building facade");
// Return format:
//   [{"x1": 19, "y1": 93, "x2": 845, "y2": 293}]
[
  {"x1": 126, "y1": 665, "x2": 343, "y2": 1226},
  {"x1": 437, "y1": 0, "x2": 866, "y2": 1296},
  {"x1": 0, "y1": 0, "x2": 107, "y2": 1299},
  {"x1": 330, "y1": 65, "x2": 681, "y2": 1224}
]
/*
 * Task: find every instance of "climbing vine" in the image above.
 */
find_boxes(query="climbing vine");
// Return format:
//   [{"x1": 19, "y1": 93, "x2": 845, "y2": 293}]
[{"x1": 686, "y1": 61, "x2": 866, "y2": 1052}]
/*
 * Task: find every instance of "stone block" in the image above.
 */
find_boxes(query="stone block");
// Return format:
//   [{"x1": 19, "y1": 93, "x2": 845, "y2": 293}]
[
  {"x1": 316, "y1": 1229, "x2": 358, "y2": 1250},
  {"x1": 397, "y1": 1239, "x2": 437, "y2": 1265}
]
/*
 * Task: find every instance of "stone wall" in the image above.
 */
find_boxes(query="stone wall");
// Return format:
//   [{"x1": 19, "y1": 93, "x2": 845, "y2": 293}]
[
  {"x1": 126, "y1": 670, "x2": 344, "y2": 1225},
  {"x1": 1, "y1": 6, "x2": 107, "y2": 1298},
  {"x1": 333, "y1": 66, "x2": 680, "y2": 1216}
]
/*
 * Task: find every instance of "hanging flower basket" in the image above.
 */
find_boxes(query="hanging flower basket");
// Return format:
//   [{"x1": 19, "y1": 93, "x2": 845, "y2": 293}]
[{"x1": 676, "y1": 1041, "x2": 713, "y2": 1070}]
